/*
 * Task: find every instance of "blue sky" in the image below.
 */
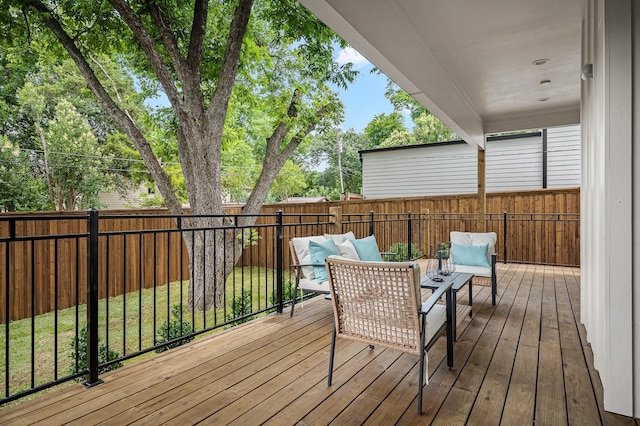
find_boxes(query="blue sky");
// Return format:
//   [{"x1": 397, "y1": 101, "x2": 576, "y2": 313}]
[{"x1": 333, "y1": 47, "x2": 395, "y2": 132}]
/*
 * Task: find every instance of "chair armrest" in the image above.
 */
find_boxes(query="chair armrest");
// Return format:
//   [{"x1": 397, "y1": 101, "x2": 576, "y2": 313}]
[
  {"x1": 420, "y1": 280, "x2": 453, "y2": 315},
  {"x1": 291, "y1": 263, "x2": 325, "y2": 268}
]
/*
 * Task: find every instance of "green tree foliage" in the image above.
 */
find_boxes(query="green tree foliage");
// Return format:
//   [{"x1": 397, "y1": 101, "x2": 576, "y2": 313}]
[
  {"x1": 43, "y1": 99, "x2": 111, "y2": 209},
  {"x1": 363, "y1": 112, "x2": 406, "y2": 148},
  {"x1": 268, "y1": 159, "x2": 307, "y2": 203},
  {"x1": 379, "y1": 129, "x2": 416, "y2": 148},
  {"x1": 0, "y1": 49, "x2": 146, "y2": 211},
  {"x1": 385, "y1": 79, "x2": 427, "y2": 121},
  {"x1": 0, "y1": 137, "x2": 49, "y2": 211},
  {"x1": 300, "y1": 129, "x2": 367, "y2": 199},
  {"x1": 414, "y1": 111, "x2": 456, "y2": 143}
]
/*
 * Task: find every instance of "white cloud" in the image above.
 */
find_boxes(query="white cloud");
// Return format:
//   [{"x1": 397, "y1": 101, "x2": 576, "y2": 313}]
[{"x1": 335, "y1": 47, "x2": 370, "y2": 68}]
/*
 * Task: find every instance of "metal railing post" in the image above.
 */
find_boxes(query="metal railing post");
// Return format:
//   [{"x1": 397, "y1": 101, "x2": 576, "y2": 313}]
[
  {"x1": 407, "y1": 211, "x2": 412, "y2": 259},
  {"x1": 276, "y1": 210, "x2": 284, "y2": 314},
  {"x1": 369, "y1": 211, "x2": 374, "y2": 236},
  {"x1": 503, "y1": 211, "x2": 508, "y2": 264},
  {"x1": 84, "y1": 209, "x2": 102, "y2": 388}
]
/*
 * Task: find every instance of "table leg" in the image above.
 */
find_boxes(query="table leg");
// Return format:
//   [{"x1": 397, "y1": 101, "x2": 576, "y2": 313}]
[
  {"x1": 469, "y1": 278, "x2": 473, "y2": 317},
  {"x1": 452, "y1": 289, "x2": 458, "y2": 342},
  {"x1": 445, "y1": 287, "x2": 454, "y2": 367}
]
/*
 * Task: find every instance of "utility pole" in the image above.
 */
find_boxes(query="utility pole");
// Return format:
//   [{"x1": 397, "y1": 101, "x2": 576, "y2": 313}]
[{"x1": 337, "y1": 128, "x2": 345, "y2": 197}]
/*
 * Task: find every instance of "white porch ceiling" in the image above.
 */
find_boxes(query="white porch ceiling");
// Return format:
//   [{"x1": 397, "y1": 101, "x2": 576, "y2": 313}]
[{"x1": 300, "y1": 0, "x2": 584, "y2": 149}]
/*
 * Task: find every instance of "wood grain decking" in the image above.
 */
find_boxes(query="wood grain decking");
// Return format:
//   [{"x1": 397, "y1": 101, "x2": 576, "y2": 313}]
[{"x1": 1, "y1": 263, "x2": 637, "y2": 425}]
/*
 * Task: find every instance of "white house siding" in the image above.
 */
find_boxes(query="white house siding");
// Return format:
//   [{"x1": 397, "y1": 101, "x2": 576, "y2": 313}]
[
  {"x1": 361, "y1": 126, "x2": 580, "y2": 199},
  {"x1": 361, "y1": 142, "x2": 477, "y2": 198},
  {"x1": 98, "y1": 183, "x2": 148, "y2": 209},
  {"x1": 486, "y1": 135, "x2": 542, "y2": 191},
  {"x1": 547, "y1": 124, "x2": 581, "y2": 187}
]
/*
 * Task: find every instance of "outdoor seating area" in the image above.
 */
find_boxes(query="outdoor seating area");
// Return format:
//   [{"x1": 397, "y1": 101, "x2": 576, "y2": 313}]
[{"x1": 1, "y1": 262, "x2": 634, "y2": 424}]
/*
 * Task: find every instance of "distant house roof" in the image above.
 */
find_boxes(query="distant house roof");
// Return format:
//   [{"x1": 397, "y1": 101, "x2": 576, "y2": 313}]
[{"x1": 282, "y1": 196, "x2": 329, "y2": 203}]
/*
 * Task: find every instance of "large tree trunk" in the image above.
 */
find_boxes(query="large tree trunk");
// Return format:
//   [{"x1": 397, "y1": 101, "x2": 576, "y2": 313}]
[{"x1": 181, "y1": 218, "x2": 239, "y2": 311}]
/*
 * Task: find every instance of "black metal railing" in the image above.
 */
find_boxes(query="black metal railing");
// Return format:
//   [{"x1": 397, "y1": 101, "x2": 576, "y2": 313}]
[{"x1": 0, "y1": 208, "x2": 578, "y2": 404}]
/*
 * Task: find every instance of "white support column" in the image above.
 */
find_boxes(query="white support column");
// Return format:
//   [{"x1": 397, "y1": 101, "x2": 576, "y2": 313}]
[{"x1": 581, "y1": 0, "x2": 637, "y2": 417}]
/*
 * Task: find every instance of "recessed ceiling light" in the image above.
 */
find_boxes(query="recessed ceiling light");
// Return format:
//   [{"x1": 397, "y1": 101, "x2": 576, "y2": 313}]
[
  {"x1": 540, "y1": 79, "x2": 551, "y2": 85},
  {"x1": 539, "y1": 97, "x2": 550, "y2": 102},
  {"x1": 533, "y1": 58, "x2": 549, "y2": 66}
]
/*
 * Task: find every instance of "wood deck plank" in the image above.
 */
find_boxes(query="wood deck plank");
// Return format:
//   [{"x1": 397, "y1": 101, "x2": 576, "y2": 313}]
[
  {"x1": 431, "y1": 263, "x2": 524, "y2": 425},
  {"x1": 467, "y1": 264, "x2": 533, "y2": 425},
  {"x1": 535, "y1": 265, "x2": 567, "y2": 425},
  {"x1": 501, "y1": 265, "x2": 544, "y2": 425},
  {"x1": 554, "y1": 265, "x2": 601, "y2": 425},
  {"x1": 0, "y1": 264, "x2": 636, "y2": 426}
]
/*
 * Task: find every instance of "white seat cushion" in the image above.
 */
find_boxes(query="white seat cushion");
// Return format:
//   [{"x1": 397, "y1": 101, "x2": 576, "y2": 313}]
[
  {"x1": 422, "y1": 303, "x2": 447, "y2": 342},
  {"x1": 454, "y1": 263, "x2": 492, "y2": 278},
  {"x1": 298, "y1": 278, "x2": 330, "y2": 294}
]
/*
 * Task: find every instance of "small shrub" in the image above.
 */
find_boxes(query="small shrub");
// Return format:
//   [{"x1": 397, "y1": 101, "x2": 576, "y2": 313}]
[
  {"x1": 155, "y1": 304, "x2": 194, "y2": 353},
  {"x1": 269, "y1": 280, "x2": 295, "y2": 307},
  {"x1": 387, "y1": 242, "x2": 424, "y2": 261},
  {"x1": 236, "y1": 228, "x2": 261, "y2": 247},
  {"x1": 227, "y1": 290, "x2": 253, "y2": 325},
  {"x1": 438, "y1": 242, "x2": 450, "y2": 259},
  {"x1": 69, "y1": 325, "x2": 123, "y2": 378}
]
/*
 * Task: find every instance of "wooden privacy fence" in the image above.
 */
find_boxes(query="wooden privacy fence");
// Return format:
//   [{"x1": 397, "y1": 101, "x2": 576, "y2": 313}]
[{"x1": 0, "y1": 188, "x2": 579, "y2": 322}]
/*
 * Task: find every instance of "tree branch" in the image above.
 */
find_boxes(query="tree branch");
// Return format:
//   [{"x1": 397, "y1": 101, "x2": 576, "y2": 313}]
[
  {"x1": 205, "y1": 0, "x2": 254, "y2": 132},
  {"x1": 278, "y1": 104, "x2": 329, "y2": 160},
  {"x1": 264, "y1": 89, "x2": 301, "y2": 156},
  {"x1": 26, "y1": 0, "x2": 183, "y2": 215},
  {"x1": 145, "y1": 0, "x2": 190, "y2": 85},
  {"x1": 106, "y1": 0, "x2": 183, "y2": 109},
  {"x1": 187, "y1": 0, "x2": 209, "y2": 69},
  {"x1": 243, "y1": 101, "x2": 329, "y2": 216}
]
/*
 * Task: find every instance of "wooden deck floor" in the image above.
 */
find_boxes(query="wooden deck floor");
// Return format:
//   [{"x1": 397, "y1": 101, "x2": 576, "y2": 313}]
[{"x1": 1, "y1": 263, "x2": 638, "y2": 425}]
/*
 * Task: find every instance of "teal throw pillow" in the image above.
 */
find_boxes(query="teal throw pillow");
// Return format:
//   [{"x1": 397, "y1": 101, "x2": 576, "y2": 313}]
[
  {"x1": 451, "y1": 243, "x2": 490, "y2": 267},
  {"x1": 308, "y1": 239, "x2": 339, "y2": 283},
  {"x1": 350, "y1": 235, "x2": 383, "y2": 261}
]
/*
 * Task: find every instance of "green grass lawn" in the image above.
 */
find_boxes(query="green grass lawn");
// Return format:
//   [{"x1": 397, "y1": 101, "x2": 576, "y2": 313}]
[{"x1": 0, "y1": 266, "x2": 296, "y2": 402}]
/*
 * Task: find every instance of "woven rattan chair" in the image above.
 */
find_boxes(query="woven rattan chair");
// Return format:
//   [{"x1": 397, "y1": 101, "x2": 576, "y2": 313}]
[{"x1": 325, "y1": 256, "x2": 454, "y2": 414}]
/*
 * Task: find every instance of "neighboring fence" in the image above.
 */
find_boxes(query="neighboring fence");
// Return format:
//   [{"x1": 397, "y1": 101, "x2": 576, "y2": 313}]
[{"x1": 0, "y1": 187, "x2": 580, "y2": 323}]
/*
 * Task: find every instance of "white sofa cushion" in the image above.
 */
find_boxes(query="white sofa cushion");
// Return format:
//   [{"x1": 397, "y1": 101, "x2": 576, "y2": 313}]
[
  {"x1": 292, "y1": 235, "x2": 327, "y2": 280},
  {"x1": 324, "y1": 231, "x2": 356, "y2": 244},
  {"x1": 336, "y1": 240, "x2": 360, "y2": 260}
]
